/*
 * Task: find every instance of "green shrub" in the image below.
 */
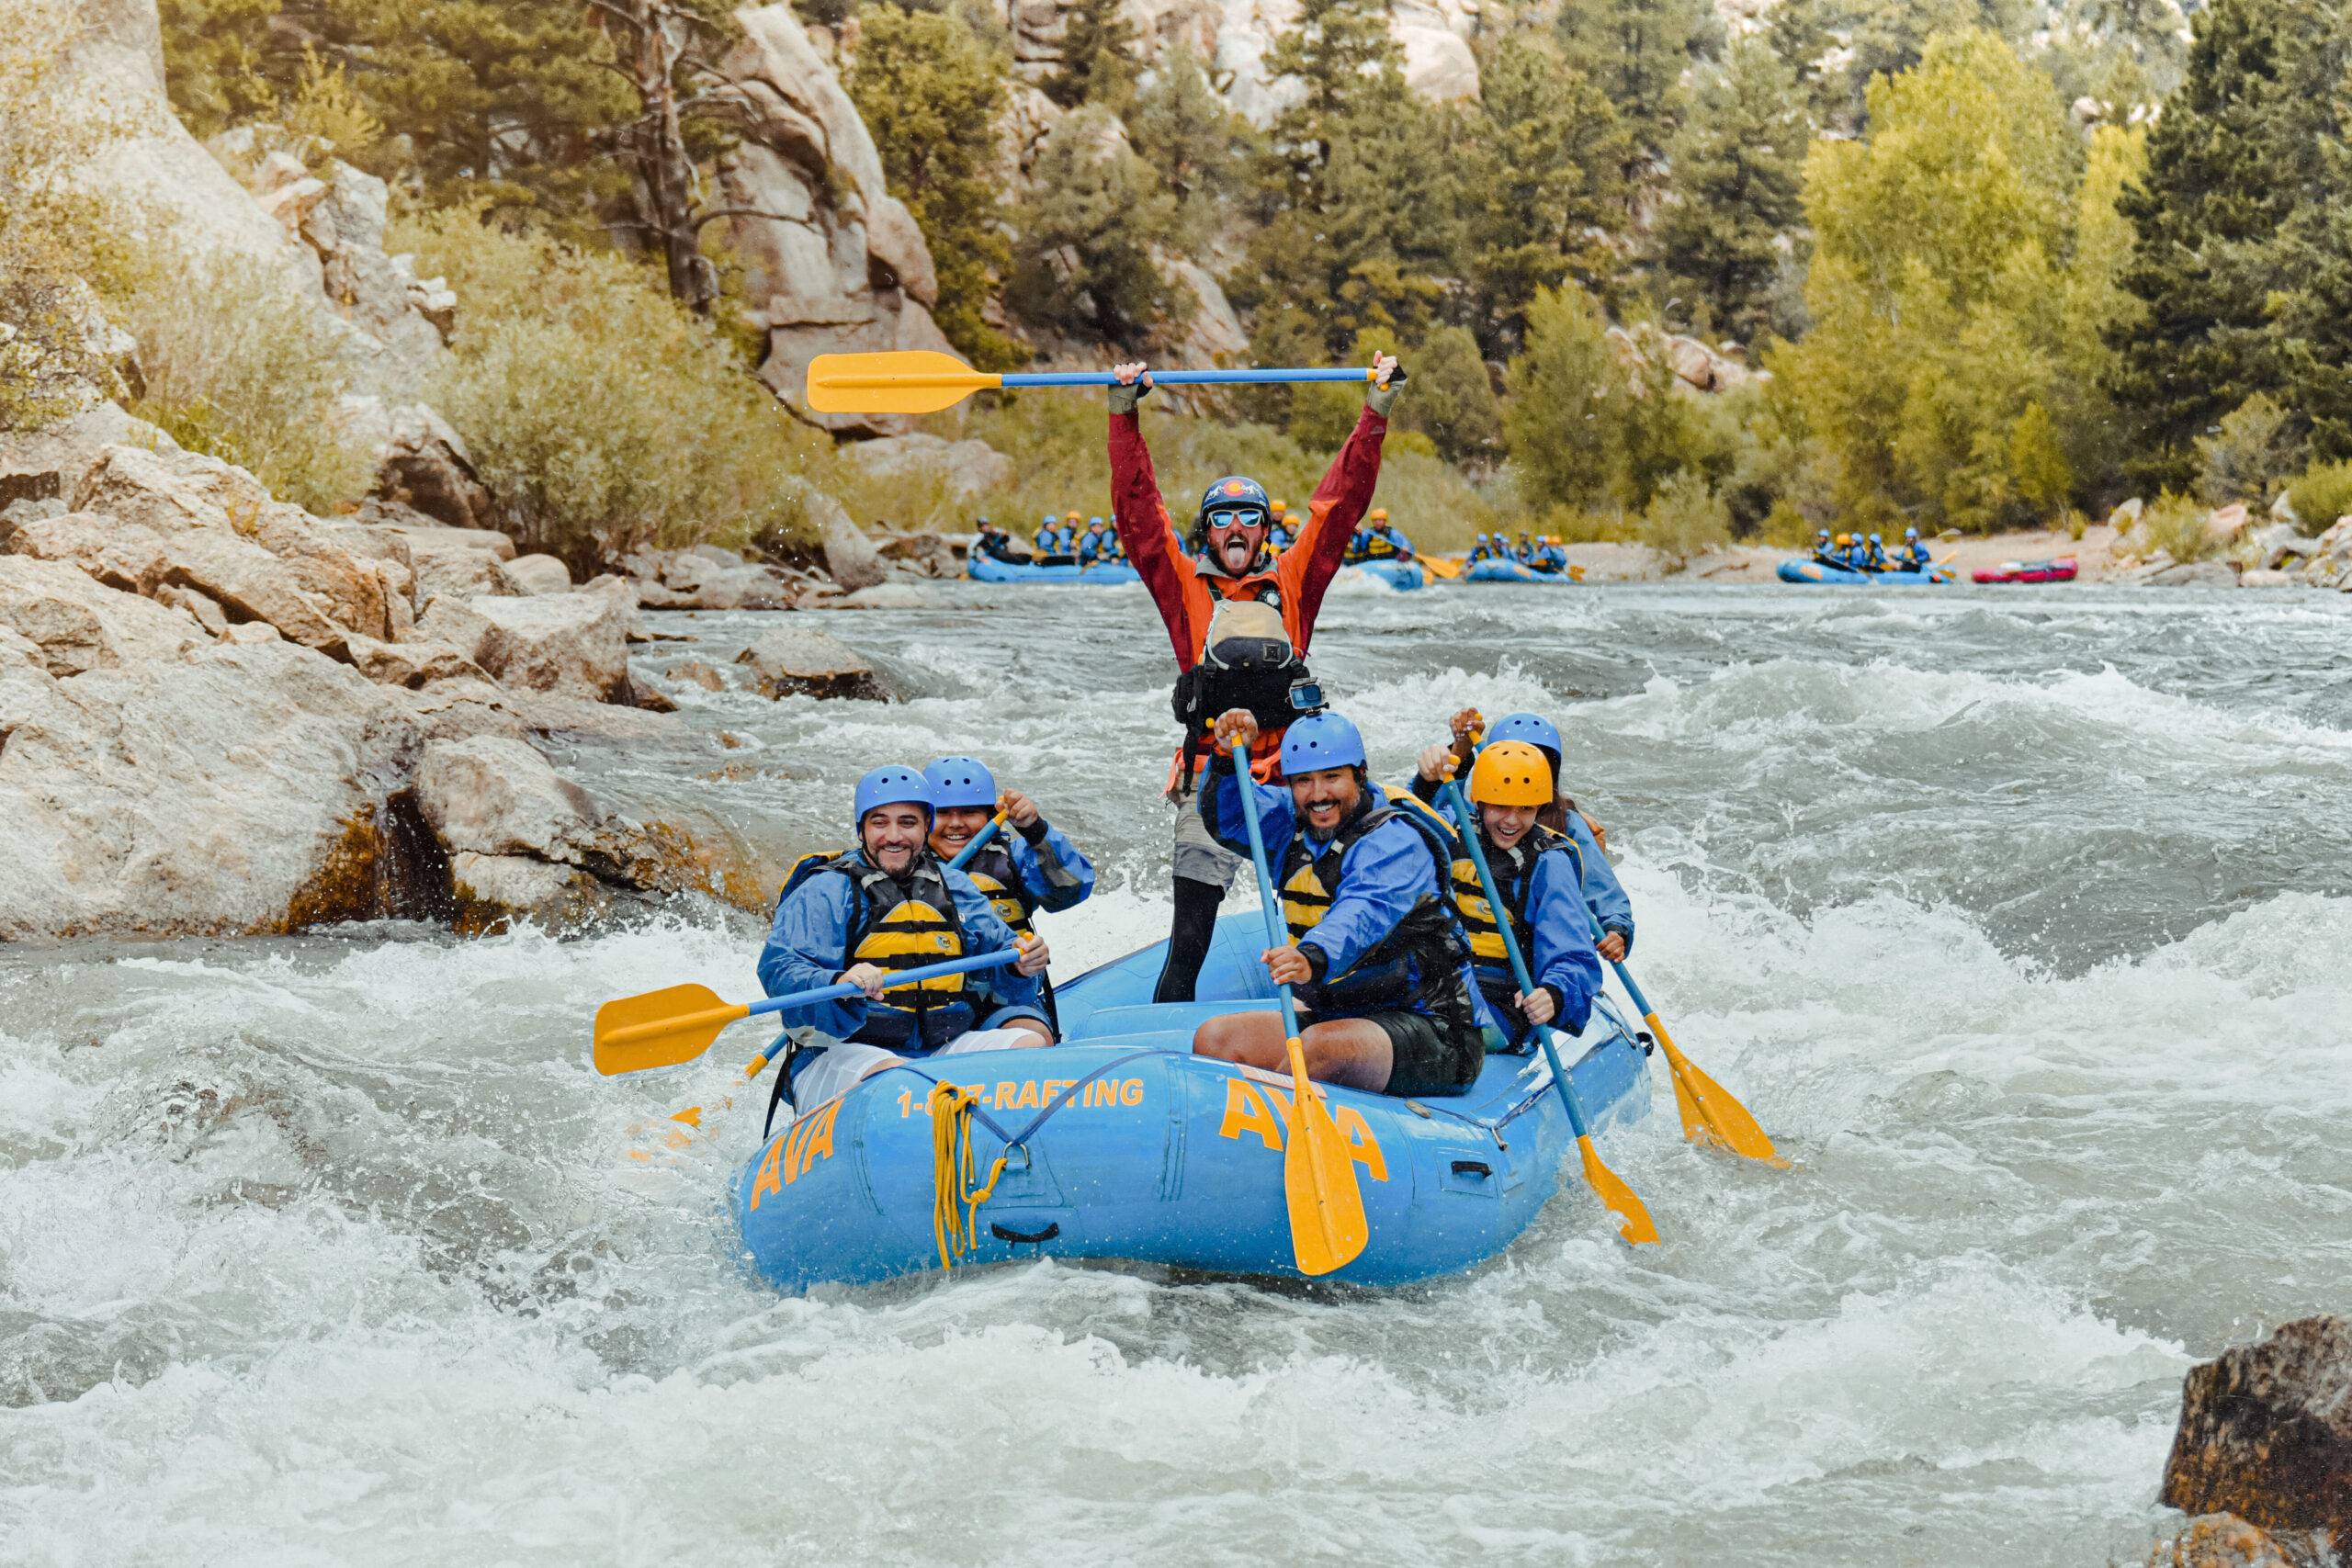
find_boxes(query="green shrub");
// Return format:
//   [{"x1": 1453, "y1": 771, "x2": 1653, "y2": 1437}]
[
  {"x1": 2195, "y1": 392, "x2": 2303, "y2": 506},
  {"x1": 1635, "y1": 469, "x2": 1733, "y2": 558},
  {"x1": 393, "y1": 208, "x2": 827, "y2": 568},
  {"x1": 2139, "y1": 489, "x2": 2214, "y2": 561},
  {"x1": 119, "y1": 246, "x2": 373, "y2": 512},
  {"x1": 2287, "y1": 460, "x2": 2352, "y2": 532}
]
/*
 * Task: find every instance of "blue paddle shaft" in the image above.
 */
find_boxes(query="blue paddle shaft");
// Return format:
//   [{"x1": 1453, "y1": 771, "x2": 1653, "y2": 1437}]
[
  {"x1": 1229, "y1": 746, "x2": 1307, "y2": 1043},
  {"x1": 1438, "y1": 779, "x2": 1595, "y2": 1141},
  {"x1": 1001, "y1": 368, "x2": 1375, "y2": 389},
  {"x1": 944, "y1": 815, "x2": 1003, "y2": 872},
  {"x1": 743, "y1": 948, "x2": 1021, "y2": 1019}
]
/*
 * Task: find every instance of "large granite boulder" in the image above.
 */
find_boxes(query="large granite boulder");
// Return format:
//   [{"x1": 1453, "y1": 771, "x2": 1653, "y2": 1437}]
[
  {"x1": 716, "y1": 6, "x2": 959, "y2": 437},
  {"x1": 414, "y1": 735, "x2": 600, "y2": 862},
  {"x1": 0, "y1": 554, "x2": 209, "y2": 674},
  {"x1": 468, "y1": 592, "x2": 633, "y2": 703},
  {"x1": 838, "y1": 434, "x2": 1015, "y2": 500},
  {"x1": 0, "y1": 637, "x2": 429, "y2": 938},
  {"x1": 813, "y1": 493, "x2": 886, "y2": 591}
]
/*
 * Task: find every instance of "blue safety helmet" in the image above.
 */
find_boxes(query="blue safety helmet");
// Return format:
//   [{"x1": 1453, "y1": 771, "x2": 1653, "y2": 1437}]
[
  {"x1": 1197, "y1": 475, "x2": 1271, "y2": 529},
  {"x1": 1869, "y1": 533, "x2": 1883, "y2": 544},
  {"x1": 1087, "y1": 516, "x2": 1102, "y2": 527},
  {"x1": 1487, "y1": 712, "x2": 1561, "y2": 755},
  {"x1": 1281, "y1": 712, "x2": 1366, "y2": 774},
  {"x1": 1905, "y1": 527, "x2": 1920, "y2": 540},
  {"x1": 923, "y1": 756, "x2": 995, "y2": 811},
  {"x1": 1041, "y1": 513, "x2": 1056, "y2": 525},
  {"x1": 852, "y1": 764, "x2": 932, "y2": 828}
]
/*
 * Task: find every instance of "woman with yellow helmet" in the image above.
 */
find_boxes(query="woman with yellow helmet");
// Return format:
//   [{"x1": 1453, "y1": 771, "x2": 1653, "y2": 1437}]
[{"x1": 1411, "y1": 735, "x2": 1603, "y2": 1046}]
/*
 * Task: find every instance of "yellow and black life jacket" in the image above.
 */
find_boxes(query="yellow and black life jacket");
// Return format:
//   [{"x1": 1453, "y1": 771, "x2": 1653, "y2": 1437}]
[
  {"x1": 778, "y1": 848, "x2": 975, "y2": 1051},
  {"x1": 1449, "y1": 823, "x2": 1584, "y2": 975},
  {"x1": 1363, "y1": 531, "x2": 1399, "y2": 559},
  {"x1": 957, "y1": 841, "x2": 1035, "y2": 939},
  {"x1": 1277, "y1": 786, "x2": 1469, "y2": 1016}
]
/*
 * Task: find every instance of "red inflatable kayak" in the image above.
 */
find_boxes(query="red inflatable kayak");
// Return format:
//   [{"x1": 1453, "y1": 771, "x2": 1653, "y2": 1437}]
[{"x1": 1973, "y1": 555, "x2": 2078, "y2": 584}]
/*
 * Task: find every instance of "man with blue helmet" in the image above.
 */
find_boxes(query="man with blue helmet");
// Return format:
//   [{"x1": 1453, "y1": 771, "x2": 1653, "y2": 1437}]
[
  {"x1": 924, "y1": 756, "x2": 1095, "y2": 1030},
  {"x1": 1192, "y1": 707, "x2": 1488, "y2": 1096},
  {"x1": 1075, "y1": 516, "x2": 1111, "y2": 564},
  {"x1": 1898, "y1": 525, "x2": 1931, "y2": 572},
  {"x1": 1470, "y1": 532, "x2": 1496, "y2": 562},
  {"x1": 1863, "y1": 532, "x2": 1890, "y2": 570},
  {"x1": 1035, "y1": 513, "x2": 1074, "y2": 558},
  {"x1": 759, "y1": 765, "x2": 1055, "y2": 1114},
  {"x1": 1418, "y1": 708, "x2": 1635, "y2": 961},
  {"x1": 1108, "y1": 352, "x2": 1402, "y2": 1006}
]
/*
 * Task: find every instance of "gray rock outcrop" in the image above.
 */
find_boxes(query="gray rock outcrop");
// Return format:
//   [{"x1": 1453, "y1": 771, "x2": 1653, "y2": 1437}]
[
  {"x1": 469, "y1": 592, "x2": 634, "y2": 704},
  {"x1": 618, "y1": 546, "x2": 795, "y2": 610},
  {"x1": 815, "y1": 494, "x2": 887, "y2": 591},
  {"x1": 2161, "y1": 1316, "x2": 2351, "y2": 1561},
  {"x1": 839, "y1": 434, "x2": 1016, "y2": 500},
  {"x1": 734, "y1": 626, "x2": 887, "y2": 699},
  {"x1": 0, "y1": 638, "x2": 428, "y2": 938},
  {"x1": 718, "y1": 5, "x2": 960, "y2": 437}
]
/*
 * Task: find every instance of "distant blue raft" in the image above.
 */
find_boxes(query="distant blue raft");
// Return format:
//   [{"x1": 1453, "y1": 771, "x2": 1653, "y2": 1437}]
[
  {"x1": 1343, "y1": 558, "x2": 1424, "y2": 591},
  {"x1": 967, "y1": 554, "x2": 1140, "y2": 585},
  {"x1": 730, "y1": 915, "x2": 1654, "y2": 1292},
  {"x1": 1777, "y1": 559, "x2": 1951, "y2": 585},
  {"x1": 1464, "y1": 558, "x2": 1577, "y2": 584}
]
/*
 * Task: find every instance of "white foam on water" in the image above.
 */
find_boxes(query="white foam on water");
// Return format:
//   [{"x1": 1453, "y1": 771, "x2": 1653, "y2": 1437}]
[{"x1": 7, "y1": 592, "x2": 2348, "y2": 1565}]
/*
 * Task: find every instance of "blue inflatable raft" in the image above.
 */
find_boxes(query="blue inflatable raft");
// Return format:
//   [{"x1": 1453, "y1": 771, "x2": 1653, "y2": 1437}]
[
  {"x1": 967, "y1": 554, "x2": 1140, "y2": 585},
  {"x1": 729, "y1": 914, "x2": 1655, "y2": 1292},
  {"x1": 1776, "y1": 558, "x2": 1950, "y2": 586},
  {"x1": 1342, "y1": 558, "x2": 1423, "y2": 591},
  {"x1": 1464, "y1": 558, "x2": 1577, "y2": 584}
]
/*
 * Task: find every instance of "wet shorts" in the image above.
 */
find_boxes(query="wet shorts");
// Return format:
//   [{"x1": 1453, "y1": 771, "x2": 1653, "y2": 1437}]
[
  {"x1": 790, "y1": 1025, "x2": 1046, "y2": 1112},
  {"x1": 1172, "y1": 796, "x2": 1244, "y2": 889},
  {"x1": 1360, "y1": 1006, "x2": 1487, "y2": 1098}
]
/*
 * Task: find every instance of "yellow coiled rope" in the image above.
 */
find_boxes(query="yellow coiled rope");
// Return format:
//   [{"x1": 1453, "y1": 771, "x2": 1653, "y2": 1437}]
[{"x1": 930, "y1": 1080, "x2": 1010, "y2": 1269}]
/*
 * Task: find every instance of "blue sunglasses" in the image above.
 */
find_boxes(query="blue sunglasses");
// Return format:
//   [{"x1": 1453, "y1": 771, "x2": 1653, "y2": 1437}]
[{"x1": 1205, "y1": 509, "x2": 1267, "y2": 530}]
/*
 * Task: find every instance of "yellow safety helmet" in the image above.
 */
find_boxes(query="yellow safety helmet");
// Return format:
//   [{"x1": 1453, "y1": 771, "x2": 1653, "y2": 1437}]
[
  {"x1": 1370, "y1": 508, "x2": 1388, "y2": 523},
  {"x1": 1271, "y1": 499, "x2": 1288, "y2": 515},
  {"x1": 1066, "y1": 511, "x2": 1082, "y2": 524},
  {"x1": 1835, "y1": 533, "x2": 1852, "y2": 546},
  {"x1": 1468, "y1": 739, "x2": 1553, "y2": 807}
]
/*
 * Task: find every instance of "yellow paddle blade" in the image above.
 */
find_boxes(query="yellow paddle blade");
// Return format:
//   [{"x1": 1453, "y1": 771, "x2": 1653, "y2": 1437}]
[
  {"x1": 1419, "y1": 555, "x2": 1464, "y2": 580},
  {"x1": 805, "y1": 350, "x2": 1001, "y2": 414},
  {"x1": 1648, "y1": 1013, "x2": 1788, "y2": 1167},
  {"x1": 591, "y1": 983, "x2": 752, "y2": 1077},
  {"x1": 1577, "y1": 1134, "x2": 1659, "y2": 1246},
  {"x1": 1282, "y1": 1038, "x2": 1369, "y2": 1275}
]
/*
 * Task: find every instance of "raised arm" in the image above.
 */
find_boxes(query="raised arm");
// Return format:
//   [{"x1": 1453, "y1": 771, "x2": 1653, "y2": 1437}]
[
  {"x1": 1280, "y1": 355, "x2": 1401, "y2": 652},
  {"x1": 1106, "y1": 364, "x2": 1202, "y2": 667}
]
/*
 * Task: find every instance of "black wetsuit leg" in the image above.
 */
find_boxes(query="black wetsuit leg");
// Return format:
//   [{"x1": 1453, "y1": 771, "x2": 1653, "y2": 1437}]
[{"x1": 1153, "y1": 876, "x2": 1226, "y2": 1004}]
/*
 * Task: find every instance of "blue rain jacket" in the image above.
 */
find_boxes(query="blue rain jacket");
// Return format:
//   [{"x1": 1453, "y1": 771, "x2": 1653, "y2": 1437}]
[
  {"x1": 1035, "y1": 525, "x2": 1074, "y2": 554},
  {"x1": 1198, "y1": 764, "x2": 1472, "y2": 1021},
  {"x1": 757, "y1": 854, "x2": 1046, "y2": 1043},
  {"x1": 1075, "y1": 528, "x2": 1109, "y2": 562},
  {"x1": 988, "y1": 818, "x2": 1097, "y2": 916}
]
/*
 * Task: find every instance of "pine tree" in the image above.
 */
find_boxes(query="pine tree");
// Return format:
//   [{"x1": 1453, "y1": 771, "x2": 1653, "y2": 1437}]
[
  {"x1": 1555, "y1": 0, "x2": 1711, "y2": 158},
  {"x1": 1656, "y1": 37, "x2": 1809, "y2": 344},
  {"x1": 1008, "y1": 107, "x2": 1187, "y2": 344},
  {"x1": 1466, "y1": 38, "x2": 1631, "y2": 357},
  {"x1": 1042, "y1": 0, "x2": 1138, "y2": 110},
  {"x1": 849, "y1": 5, "x2": 1025, "y2": 369},
  {"x1": 1230, "y1": 0, "x2": 1465, "y2": 370},
  {"x1": 2105, "y1": 0, "x2": 2352, "y2": 487},
  {"x1": 1127, "y1": 46, "x2": 1251, "y2": 249}
]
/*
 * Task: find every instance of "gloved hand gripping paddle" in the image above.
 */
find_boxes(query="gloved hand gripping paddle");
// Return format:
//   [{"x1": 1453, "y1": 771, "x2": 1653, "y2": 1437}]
[
  {"x1": 1437, "y1": 771, "x2": 1658, "y2": 1246},
  {"x1": 1228, "y1": 739, "x2": 1369, "y2": 1277}
]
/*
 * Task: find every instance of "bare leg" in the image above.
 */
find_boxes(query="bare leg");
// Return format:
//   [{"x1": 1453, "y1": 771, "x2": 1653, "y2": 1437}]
[{"x1": 1191, "y1": 1012, "x2": 1394, "y2": 1091}]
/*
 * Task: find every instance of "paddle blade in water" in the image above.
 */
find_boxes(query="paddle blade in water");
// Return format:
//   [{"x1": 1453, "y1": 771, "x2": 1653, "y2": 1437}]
[
  {"x1": 806, "y1": 351, "x2": 997, "y2": 413},
  {"x1": 1281, "y1": 1041, "x2": 1368, "y2": 1275},
  {"x1": 591, "y1": 983, "x2": 750, "y2": 1077},
  {"x1": 1650, "y1": 1015, "x2": 1786, "y2": 1166},
  {"x1": 1577, "y1": 1134, "x2": 1659, "y2": 1246}
]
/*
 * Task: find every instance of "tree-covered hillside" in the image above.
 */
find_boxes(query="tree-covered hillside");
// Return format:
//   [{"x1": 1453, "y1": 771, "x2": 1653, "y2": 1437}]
[{"x1": 126, "y1": 0, "x2": 2352, "y2": 543}]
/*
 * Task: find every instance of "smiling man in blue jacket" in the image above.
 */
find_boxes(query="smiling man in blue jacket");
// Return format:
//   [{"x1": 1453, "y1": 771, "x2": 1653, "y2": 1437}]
[
  {"x1": 1191, "y1": 708, "x2": 1487, "y2": 1097},
  {"x1": 760, "y1": 764, "x2": 1055, "y2": 1114}
]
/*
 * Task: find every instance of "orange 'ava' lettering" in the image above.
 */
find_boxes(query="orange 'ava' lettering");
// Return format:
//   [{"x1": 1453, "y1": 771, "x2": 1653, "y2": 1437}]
[
  {"x1": 1217, "y1": 1078, "x2": 1283, "y2": 1150},
  {"x1": 751, "y1": 1134, "x2": 786, "y2": 1210}
]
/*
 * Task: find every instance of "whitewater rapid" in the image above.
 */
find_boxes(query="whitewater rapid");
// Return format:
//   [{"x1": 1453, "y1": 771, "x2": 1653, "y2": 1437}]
[{"x1": 5, "y1": 581, "x2": 2348, "y2": 1565}]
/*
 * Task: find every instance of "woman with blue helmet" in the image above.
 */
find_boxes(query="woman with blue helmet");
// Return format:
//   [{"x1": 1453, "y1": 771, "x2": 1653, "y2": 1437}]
[
  {"x1": 757, "y1": 764, "x2": 1056, "y2": 1113},
  {"x1": 1415, "y1": 707, "x2": 1635, "y2": 962},
  {"x1": 923, "y1": 756, "x2": 1097, "y2": 1032},
  {"x1": 1191, "y1": 705, "x2": 1488, "y2": 1096}
]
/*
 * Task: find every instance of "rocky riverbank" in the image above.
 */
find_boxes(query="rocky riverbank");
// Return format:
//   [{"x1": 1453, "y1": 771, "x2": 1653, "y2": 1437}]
[{"x1": 0, "y1": 408, "x2": 903, "y2": 942}]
